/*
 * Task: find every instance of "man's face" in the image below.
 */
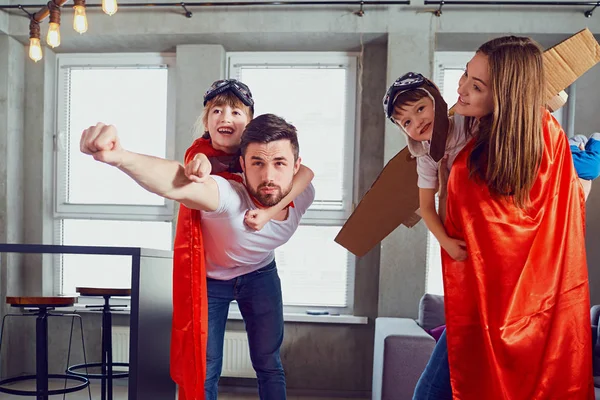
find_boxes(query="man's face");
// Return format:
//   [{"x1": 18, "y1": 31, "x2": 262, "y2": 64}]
[{"x1": 241, "y1": 140, "x2": 300, "y2": 207}]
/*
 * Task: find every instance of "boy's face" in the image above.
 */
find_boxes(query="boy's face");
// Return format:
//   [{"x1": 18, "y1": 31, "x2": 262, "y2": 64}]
[
  {"x1": 207, "y1": 104, "x2": 251, "y2": 154},
  {"x1": 392, "y1": 95, "x2": 435, "y2": 142}
]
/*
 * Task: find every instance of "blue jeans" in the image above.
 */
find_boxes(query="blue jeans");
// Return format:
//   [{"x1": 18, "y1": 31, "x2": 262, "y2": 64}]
[
  {"x1": 205, "y1": 259, "x2": 286, "y2": 400},
  {"x1": 413, "y1": 329, "x2": 453, "y2": 400}
]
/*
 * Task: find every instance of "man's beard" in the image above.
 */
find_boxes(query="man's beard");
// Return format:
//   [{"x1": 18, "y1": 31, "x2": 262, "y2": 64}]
[{"x1": 247, "y1": 180, "x2": 293, "y2": 207}]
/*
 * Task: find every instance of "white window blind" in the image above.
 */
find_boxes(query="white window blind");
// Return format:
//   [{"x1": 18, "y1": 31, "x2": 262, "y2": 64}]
[
  {"x1": 427, "y1": 52, "x2": 475, "y2": 296},
  {"x1": 55, "y1": 54, "x2": 175, "y2": 219},
  {"x1": 228, "y1": 52, "x2": 357, "y2": 311},
  {"x1": 54, "y1": 54, "x2": 176, "y2": 295}
]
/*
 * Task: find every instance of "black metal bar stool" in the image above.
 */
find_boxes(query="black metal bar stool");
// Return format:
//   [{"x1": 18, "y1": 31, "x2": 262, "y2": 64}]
[
  {"x1": 0, "y1": 296, "x2": 91, "y2": 400},
  {"x1": 67, "y1": 287, "x2": 131, "y2": 400}
]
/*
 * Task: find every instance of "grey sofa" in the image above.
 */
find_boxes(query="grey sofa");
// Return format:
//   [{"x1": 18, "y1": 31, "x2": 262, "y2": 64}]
[{"x1": 372, "y1": 294, "x2": 445, "y2": 400}]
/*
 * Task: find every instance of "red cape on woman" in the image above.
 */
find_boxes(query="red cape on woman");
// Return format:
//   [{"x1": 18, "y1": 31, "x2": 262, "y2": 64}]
[{"x1": 443, "y1": 111, "x2": 594, "y2": 399}]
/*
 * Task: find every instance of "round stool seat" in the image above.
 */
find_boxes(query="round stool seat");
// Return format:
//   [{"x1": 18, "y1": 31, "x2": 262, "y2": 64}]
[
  {"x1": 0, "y1": 374, "x2": 89, "y2": 396},
  {"x1": 6, "y1": 296, "x2": 77, "y2": 308},
  {"x1": 67, "y1": 362, "x2": 129, "y2": 379},
  {"x1": 76, "y1": 287, "x2": 131, "y2": 297}
]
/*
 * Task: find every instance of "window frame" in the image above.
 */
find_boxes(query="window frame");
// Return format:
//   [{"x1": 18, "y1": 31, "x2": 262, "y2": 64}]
[
  {"x1": 54, "y1": 53, "x2": 177, "y2": 221},
  {"x1": 226, "y1": 51, "x2": 359, "y2": 314},
  {"x1": 53, "y1": 53, "x2": 177, "y2": 295}
]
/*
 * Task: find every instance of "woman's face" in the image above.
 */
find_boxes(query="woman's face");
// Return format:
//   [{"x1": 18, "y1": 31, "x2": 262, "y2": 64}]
[{"x1": 455, "y1": 52, "x2": 494, "y2": 119}]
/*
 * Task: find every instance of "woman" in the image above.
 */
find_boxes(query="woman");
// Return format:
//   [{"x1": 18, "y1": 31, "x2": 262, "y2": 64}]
[{"x1": 413, "y1": 36, "x2": 594, "y2": 399}]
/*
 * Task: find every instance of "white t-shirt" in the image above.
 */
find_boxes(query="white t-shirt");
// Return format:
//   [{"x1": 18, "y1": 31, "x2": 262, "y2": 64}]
[
  {"x1": 201, "y1": 175, "x2": 315, "y2": 280},
  {"x1": 416, "y1": 113, "x2": 472, "y2": 190}
]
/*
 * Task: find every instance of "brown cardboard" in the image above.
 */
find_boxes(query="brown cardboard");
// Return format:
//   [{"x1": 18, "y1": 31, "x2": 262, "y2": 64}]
[
  {"x1": 335, "y1": 29, "x2": 600, "y2": 257},
  {"x1": 546, "y1": 90, "x2": 568, "y2": 113},
  {"x1": 543, "y1": 28, "x2": 600, "y2": 103},
  {"x1": 334, "y1": 147, "x2": 419, "y2": 257}
]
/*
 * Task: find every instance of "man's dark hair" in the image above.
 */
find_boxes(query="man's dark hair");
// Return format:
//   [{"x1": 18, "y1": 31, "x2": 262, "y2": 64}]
[{"x1": 240, "y1": 114, "x2": 299, "y2": 161}]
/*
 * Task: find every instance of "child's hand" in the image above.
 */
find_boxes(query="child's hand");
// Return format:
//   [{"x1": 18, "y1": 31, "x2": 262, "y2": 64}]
[
  {"x1": 442, "y1": 237, "x2": 467, "y2": 261},
  {"x1": 244, "y1": 209, "x2": 271, "y2": 231},
  {"x1": 185, "y1": 153, "x2": 212, "y2": 183}
]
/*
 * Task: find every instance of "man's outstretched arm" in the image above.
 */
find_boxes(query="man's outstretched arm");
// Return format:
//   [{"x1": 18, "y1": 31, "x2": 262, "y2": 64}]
[{"x1": 80, "y1": 122, "x2": 219, "y2": 211}]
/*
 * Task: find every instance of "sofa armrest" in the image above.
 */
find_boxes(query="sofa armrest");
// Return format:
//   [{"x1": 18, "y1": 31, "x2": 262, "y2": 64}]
[{"x1": 372, "y1": 318, "x2": 436, "y2": 400}]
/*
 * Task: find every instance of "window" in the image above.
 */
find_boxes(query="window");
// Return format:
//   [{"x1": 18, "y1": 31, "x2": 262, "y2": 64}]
[
  {"x1": 428, "y1": 52, "x2": 569, "y2": 295},
  {"x1": 228, "y1": 52, "x2": 358, "y2": 312},
  {"x1": 54, "y1": 54, "x2": 176, "y2": 295}
]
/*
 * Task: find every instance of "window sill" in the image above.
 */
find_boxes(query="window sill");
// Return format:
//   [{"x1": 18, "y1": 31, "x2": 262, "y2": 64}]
[
  {"x1": 229, "y1": 310, "x2": 368, "y2": 324},
  {"x1": 65, "y1": 305, "x2": 368, "y2": 325}
]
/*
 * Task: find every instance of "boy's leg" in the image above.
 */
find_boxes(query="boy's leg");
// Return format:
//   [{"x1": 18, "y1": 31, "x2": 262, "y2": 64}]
[
  {"x1": 572, "y1": 135, "x2": 600, "y2": 180},
  {"x1": 205, "y1": 278, "x2": 234, "y2": 400},
  {"x1": 236, "y1": 260, "x2": 286, "y2": 400},
  {"x1": 585, "y1": 134, "x2": 600, "y2": 154},
  {"x1": 413, "y1": 329, "x2": 453, "y2": 400}
]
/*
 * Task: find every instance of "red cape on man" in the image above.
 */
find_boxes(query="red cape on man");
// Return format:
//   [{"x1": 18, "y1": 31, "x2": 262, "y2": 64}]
[
  {"x1": 170, "y1": 138, "x2": 242, "y2": 400},
  {"x1": 443, "y1": 110, "x2": 594, "y2": 399}
]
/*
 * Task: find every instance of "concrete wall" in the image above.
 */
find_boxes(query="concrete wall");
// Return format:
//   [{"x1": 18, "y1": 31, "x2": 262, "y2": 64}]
[
  {"x1": 0, "y1": 34, "x2": 28, "y2": 377},
  {"x1": 1, "y1": 2, "x2": 600, "y2": 395}
]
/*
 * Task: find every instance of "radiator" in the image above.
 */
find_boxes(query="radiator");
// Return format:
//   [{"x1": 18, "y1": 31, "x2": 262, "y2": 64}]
[
  {"x1": 110, "y1": 326, "x2": 130, "y2": 372},
  {"x1": 221, "y1": 330, "x2": 254, "y2": 378},
  {"x1": 108, "y1": 328, "x2": 254, "y2": 378}
]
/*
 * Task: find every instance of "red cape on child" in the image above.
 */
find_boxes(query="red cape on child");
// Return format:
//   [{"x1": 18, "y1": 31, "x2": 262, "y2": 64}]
[
  {"x1": 443, "y1": 110, "x2": 594, "y2": 399},
  {"x1": 170, "y1": 138, "x2": 242, "y2": 400}
]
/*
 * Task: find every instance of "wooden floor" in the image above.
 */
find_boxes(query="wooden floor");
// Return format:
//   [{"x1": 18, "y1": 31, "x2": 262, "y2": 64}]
[
  {"x1": 0, "y1": 381, "x2": 597, "y2": 399},
  {"x1": 0, "y1": 382, "x2": 366, "y2": 399}
]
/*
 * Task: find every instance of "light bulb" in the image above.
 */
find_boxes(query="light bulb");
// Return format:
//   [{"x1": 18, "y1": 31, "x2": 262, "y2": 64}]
[
  {"x1": 102, "y1": 0, "x2": 118, "y2": 16},
  {"x1": 29, "y1": 38, "x2": 43, "y2": 62},
  {"x1": 46, "y1": 22, "x2": 61, "y2": 48},
  {"x1": 73, "y1": 5, "x2": 88, "y2": 34}
]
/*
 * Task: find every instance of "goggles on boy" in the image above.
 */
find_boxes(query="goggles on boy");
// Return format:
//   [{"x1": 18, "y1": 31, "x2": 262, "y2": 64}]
[
  {"x1": 382, "y1": 72, "x2": 427, "y2": 121},
  {"x1": 203, "y1": 79, "x2": 255, "y2": 110}
]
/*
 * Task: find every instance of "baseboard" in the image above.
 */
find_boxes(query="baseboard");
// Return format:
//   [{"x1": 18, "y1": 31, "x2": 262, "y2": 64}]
[{"x1": 218, "y1": 381, "x2": 370, "y2": 398}]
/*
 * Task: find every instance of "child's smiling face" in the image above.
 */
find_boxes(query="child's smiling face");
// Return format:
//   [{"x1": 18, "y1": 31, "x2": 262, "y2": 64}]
[{"x1": 392, "y1": 95, "x2": 435, "y2": 142}]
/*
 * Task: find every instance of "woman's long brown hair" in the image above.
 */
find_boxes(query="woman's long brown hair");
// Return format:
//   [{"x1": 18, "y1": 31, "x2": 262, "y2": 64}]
[{"x1": 468, "y1": 36, "x2": 545, "y2": 208}]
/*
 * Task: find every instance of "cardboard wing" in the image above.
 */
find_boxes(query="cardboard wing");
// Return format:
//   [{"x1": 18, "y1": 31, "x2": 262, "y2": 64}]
[
  {"x1": 335, "y1": 28, "x2": 600, "y2": 257},
  {"x1": 334, "y1": 147, "x2": 419, "y2": 257},
  {"x1": 543, "y1": 28, "x2": 600, "y2": 102}
]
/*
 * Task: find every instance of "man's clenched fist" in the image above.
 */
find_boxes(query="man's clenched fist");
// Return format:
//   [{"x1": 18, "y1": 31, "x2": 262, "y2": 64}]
[{"x1": 80, "y1": 123, "x2": 125, "y2": 166}]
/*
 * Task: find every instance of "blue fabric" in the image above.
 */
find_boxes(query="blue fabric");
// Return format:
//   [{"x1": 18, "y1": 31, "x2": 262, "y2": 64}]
[
  {"x1": 571, "y1": 137, "x2": 600, "y2": 180},
  {"x1": 413, "y1": 329, "x2": 453, "y2": 400},
  {"x1": 205, "y1": 259, "x2": 286, "y2": 400}
]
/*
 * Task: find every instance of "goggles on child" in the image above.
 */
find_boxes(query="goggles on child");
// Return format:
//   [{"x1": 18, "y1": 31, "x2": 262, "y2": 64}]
[
  {"x1": 382, "y1": 72, "x2": 449, "y2": 162},
  {"x1": 203, "y1": 79, "x2": 255, "y2": 111},
  {"x1": 382, "y1": 72, "x2": 428, "y2": 121}
]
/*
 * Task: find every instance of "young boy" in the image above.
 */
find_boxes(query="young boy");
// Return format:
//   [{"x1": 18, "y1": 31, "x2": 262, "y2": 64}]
[{"x1": 383, "y1": 72, "x2": 469, "y2": 261}]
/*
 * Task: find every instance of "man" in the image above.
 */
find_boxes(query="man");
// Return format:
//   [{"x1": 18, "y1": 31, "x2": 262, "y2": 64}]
[{"x1": 80, "y1": 114, "x2": 315, "y2": 400}]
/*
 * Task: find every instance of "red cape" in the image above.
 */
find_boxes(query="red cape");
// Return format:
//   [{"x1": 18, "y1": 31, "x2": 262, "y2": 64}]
[
  {"x1": 170, "y1": 138, "x2": 242, "y2": 400},
  {"x1": 443, "y1": 110, "x2": 594, "y2": 399}
]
